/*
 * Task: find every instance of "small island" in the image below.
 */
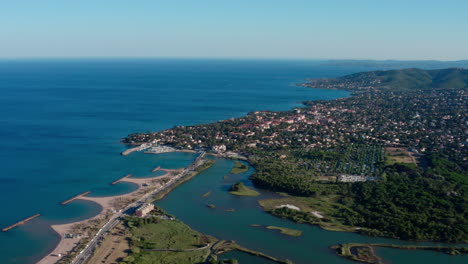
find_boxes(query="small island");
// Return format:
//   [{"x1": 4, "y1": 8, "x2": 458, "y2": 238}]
[
  {"x1": 229, "y1": 182, "x2": 260, "y2": 197},
  {"x1": 230, "y1": 161, "x2": 249, "y2": 174},
  {"x1": 121, "y1": 68, "x2": 468, "y2": 263},
  {"x1": 251, "y1": 224, "x2": 302, "y2": 237},
  {"x1": 266, "y1": 226, "x2": 302, "y2": 237}
]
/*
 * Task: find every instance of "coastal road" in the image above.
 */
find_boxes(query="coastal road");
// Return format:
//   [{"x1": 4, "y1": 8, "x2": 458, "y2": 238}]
[{"x1": 71, "y1": 152, "x2": 206, "y2": 264}]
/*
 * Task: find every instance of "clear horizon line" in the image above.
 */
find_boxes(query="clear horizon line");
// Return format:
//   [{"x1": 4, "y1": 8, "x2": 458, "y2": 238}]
[{"x1": 0, "y1": 56, "x2": 467, "y2": 62}]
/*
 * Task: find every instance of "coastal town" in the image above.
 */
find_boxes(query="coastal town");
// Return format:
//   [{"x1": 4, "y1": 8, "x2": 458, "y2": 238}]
[
  {"x1": 3, "y1": 68, "x2": 465, "y2": 264},
  {"x1": 124, "y1": 75, "x2": 466, "y2": 179},
  {"x1": 30, "y1": 151, "x2": 212, "y2": 264},
  {"x1": 124, "y1": 68, "x2": 467, "y2": 243}
]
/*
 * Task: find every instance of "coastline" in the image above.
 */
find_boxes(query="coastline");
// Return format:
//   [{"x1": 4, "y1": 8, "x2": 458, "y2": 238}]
[
  {"x1": 332, "y1": 243, "x2": 468, "y2": 264},
  {"x1": 36, "y1": 170, "x2": 180, "y2": 264},
  {"x1": 119, "y1": 70, "x2": 467, "y2": 244},
  {"x1": 116, "y1": 70, "x2": 468, "y2": 264},
  {"x1": 0, "y1": 62, "x2": 464, "y2": 264}
]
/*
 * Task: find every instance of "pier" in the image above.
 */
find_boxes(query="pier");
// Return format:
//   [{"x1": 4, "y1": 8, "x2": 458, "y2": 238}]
[
  {"x1": 60, "y1": 191, "x2": 92, "y2": 205},
  {"x1": 2, "y1": 214, "x2": 41, "y2": 232},
  {"x1": 111, "y1": 174, "x2": 132, "y2": 185},
  {"x1": 151, "y1": 166, "x2": 161, "y2": 172}
]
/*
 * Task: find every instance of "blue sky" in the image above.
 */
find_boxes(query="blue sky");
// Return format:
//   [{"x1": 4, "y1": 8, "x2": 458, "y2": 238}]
[{"x1": 1, "y1": 0, "x2": 467, "y2": 60}]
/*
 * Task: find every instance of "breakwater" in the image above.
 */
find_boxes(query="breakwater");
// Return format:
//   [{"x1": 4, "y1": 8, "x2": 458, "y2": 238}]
[
  {"x1": 2, "y1": 214, "x2": 41, "y2": 232},
  {"x1": 111, "y1": 174, "x2": 132, "y2": 185},
  {"x1": 121, "y1": 143, "x2": 151, "y2": 156},
  {"x1": 60, "y1": 191, "x2": 92, "y2": 205}
]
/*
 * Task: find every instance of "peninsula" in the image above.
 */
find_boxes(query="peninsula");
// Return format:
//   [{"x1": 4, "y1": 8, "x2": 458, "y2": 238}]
[
  {"x1": 65, "y1": 67, "x2": 468, "y2": 264},
  {"x1": 123, "y1": 68, "x2": 467, "y2": 244}
]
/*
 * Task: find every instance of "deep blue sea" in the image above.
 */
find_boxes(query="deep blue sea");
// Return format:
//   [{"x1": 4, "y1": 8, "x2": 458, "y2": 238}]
[{"x1": 0, "y1": 59, "x2": 355, "y2": 263}]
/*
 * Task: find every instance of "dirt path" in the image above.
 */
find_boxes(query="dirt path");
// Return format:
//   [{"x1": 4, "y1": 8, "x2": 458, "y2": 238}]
[{"x1": 86, "y1": 224, "x2": 130, "y2": 264}]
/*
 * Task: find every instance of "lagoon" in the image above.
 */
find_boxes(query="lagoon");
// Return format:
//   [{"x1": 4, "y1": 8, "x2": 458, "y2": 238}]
[
  {"x1": 157, "y1": 157, "x2": 468, "y2": 264},
  {"x1": 0, "y1": 59, "x2": 349, "y2": 263},
  {"x1": 0, "y1": 59, "x2": 463, "y2": 264}
]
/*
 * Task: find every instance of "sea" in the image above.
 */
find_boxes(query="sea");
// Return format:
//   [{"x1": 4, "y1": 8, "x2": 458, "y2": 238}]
[{"x1": 0, "y1": 59, "x2": 465, "y2": 264}]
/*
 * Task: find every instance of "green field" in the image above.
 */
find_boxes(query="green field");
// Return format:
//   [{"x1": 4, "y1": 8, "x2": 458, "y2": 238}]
[{"x1": 124, "y1": 217, "x2": 216, "y2": 264}]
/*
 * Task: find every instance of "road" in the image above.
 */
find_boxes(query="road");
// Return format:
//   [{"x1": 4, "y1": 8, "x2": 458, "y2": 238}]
[{"x1": 71, "y1": 151, "x2": 206, "y2": 264}]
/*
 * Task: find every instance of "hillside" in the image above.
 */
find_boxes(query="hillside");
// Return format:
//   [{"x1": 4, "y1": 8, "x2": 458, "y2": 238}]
[
  {"x1": 303, "y1": 68, "x2": 468, "y2": 91},
  {"x1": 321, "y1": 60, "x2": 468, "y2": 70}
]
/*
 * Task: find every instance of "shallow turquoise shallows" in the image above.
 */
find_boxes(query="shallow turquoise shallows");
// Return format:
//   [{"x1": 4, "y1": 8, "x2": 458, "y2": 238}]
[{"x1": 0, "y1": 59, "x2": 464, "y2": 264}]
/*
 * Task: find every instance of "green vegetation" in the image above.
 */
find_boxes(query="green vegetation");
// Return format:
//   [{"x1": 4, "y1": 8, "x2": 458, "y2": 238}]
[
  {"x1": 123, "y1": 215, "x2": 291, "y2": 264},
  {"x1": 268, "y1": 206, "x2": 357, "y2": 233},
  {"x1": 123, "y1": 216, "x2": 215, "y2": 264},
  {"x1": 259, "y1": 195, "x2": 340, "y2": 217},
  {"x1": 257, "y1": 155, "x2": 467, "y2": 242},
  {"x1": 269, "y1": 207, "x2": 319, "y2": 225},
  {"x1": 195, "y1": 159, "x2": 216, "y2": 173},
  {"x1": 250, "y1": 223, "x2": 303, "y2": 237},
  {"x1": 251, "y1": 152, "x2": 348, "y2": 196},
  {"x1": 209, "y1": 240, "x2": 292, "y2": 264},
  {"x1": 125, "y1": 68, "x2": 467, "y2": 243},
  {"x1": 332, "y1": 243, "x2": 381, "y2": 264},
  {"x1": 337, "y1": 158, "x2": 467, "y2": 242},
  {"x1": 333, "y1": 243, "x2": 468, "y2": 264},
  {"x1": 296, "y1": 145, "x2": 384, "y2": 176},
  {"x1": 266, "y1": 226, "x2": 302, "y2": 237},
  {"x1": 151, "y1": 159, "x2": 215, "y2": 201},
  {"x1": 336, "y1": 68, "x2": 468, "y2": 91},
  {"x1": 385, "y1": 147, "x2": 414, "y2": 165},
  {"x1": 229, "y1": 182, "x2": 260, "y2": 196},
  {"x1": 259, "y1": 196, "x2": 358, "y2": 233},
  {"x1": 230, "y1": 161, "x2": 249, "y2": 174}
]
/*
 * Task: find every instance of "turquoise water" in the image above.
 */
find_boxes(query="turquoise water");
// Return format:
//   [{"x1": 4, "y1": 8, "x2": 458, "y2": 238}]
[
  {"x1": 219, "y1": 250, "x2": 277, "y2": 264},
  {"x1": 375, "y1": 247, "x2": 468, "y2": 264},
  {"x1": 0, "y1": 59, "x2": 351, "y2": 264},
  {"x1": 157, "y1": 157, "x2": 468, "y2": 264},
  {"x1": 0, "y1": 59, "x2": 464, "y2": 264}
]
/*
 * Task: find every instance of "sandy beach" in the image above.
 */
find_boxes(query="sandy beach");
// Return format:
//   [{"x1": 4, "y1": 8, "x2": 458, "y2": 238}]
[{"x1": 36, "y1": 171, "x2": 177, "y2": 264}]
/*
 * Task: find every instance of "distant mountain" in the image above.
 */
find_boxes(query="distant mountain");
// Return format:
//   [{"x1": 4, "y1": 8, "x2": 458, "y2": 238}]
[
  {"x1": 302, "y1": 68, "x2": 468, "y2": 91},
  {"x1": 321, "y1": 60, "x2": 468, "y2": 70},
  {"x1": 344, "y1": 68, "x2": 468, "y2": 90}
]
